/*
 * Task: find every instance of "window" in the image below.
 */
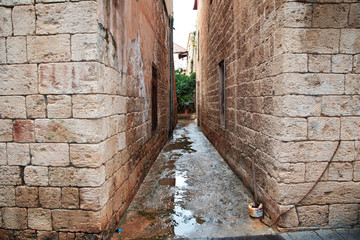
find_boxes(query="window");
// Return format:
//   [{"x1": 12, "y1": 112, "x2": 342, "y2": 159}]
[
  {"x1": 219, "y1": 60, "x2": 225, "y2": 127},
  {"x1": 152, "y1": 64, "x2": 158, "y2": 131}
]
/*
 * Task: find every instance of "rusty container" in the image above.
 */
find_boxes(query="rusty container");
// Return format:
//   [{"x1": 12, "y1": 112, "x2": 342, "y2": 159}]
[{"x1": 248, "y1": 203, "x2": 263, "y2": 218}]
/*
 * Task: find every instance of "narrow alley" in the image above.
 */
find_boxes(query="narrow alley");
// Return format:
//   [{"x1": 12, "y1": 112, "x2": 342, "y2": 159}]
[{"x1": 112, "y1": 119, "x2": 274, "y2": 239}]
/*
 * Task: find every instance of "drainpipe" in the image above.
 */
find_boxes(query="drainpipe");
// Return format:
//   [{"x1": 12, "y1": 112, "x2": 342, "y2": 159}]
[{"x1": 169, "y1": 16, "x2": 174, "y2": 137}]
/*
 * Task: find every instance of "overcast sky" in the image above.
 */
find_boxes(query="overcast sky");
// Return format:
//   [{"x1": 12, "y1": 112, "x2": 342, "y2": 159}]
[{"x1": 173, "y1": 0, "x2": 198, "y2": 49}]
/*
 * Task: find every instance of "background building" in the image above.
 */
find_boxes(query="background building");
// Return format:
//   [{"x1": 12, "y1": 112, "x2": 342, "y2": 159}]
[{"x1": 173, "y1": 43, "x2": 188, "y2": 72}]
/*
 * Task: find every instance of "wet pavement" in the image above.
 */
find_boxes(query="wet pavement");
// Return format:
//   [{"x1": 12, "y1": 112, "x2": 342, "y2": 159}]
[{"x1": 112, "y1": 119, "x2": 274, "y2": 239}]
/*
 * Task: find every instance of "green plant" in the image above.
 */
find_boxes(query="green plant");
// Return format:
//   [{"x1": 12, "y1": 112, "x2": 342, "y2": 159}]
[{"x1": 175, "y1": 70, "x2": 196, "y2": 110}]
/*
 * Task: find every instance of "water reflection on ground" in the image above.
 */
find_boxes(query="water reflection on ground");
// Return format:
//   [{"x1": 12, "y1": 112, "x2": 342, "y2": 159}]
[{"x1": 112, "y1": 119, "x2": 274, "y2": 239}]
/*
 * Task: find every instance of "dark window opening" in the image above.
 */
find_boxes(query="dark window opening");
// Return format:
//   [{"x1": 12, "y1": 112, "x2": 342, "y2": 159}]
[
  {"x1": 152, "y1": 64, "x2": 158, "y2": 131},
  {"x1": 219, "y1": 60, "x2": 225, "y2": 128}
]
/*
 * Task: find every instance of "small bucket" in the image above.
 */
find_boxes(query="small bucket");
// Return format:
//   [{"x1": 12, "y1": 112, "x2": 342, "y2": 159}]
[{"x1": 249, "y1": 203, "x2": 263, "y2": 218}]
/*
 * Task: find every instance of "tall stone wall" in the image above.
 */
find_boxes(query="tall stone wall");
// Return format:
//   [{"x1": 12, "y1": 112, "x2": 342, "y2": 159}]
[
  {"x1": 196, "y1": 0, "x2": 359, "y2": 230},
  {"x1": 0, "y1": 0, "x2": 173, "y2": 239}
]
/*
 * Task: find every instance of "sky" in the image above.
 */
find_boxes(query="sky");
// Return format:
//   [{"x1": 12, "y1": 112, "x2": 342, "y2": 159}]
[{"x1": 173, "y1": 0, "x2": 198, "y2": 49}]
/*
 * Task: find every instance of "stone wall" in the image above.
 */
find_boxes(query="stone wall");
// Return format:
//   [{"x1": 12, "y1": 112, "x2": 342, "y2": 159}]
[
  {"x1": 0, "y1": 0, "x2": 173, "y2": 239},
  {"x1": 196, "y1": 0, "x2": 359, "y2": 230}
]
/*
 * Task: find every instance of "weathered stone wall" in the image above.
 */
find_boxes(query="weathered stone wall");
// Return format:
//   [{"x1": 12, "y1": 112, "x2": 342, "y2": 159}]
[
  {"x1": 196, "y1": 0, "x2": 359, "y2": 230},
  {"x1": 0, "y1": 0, "x2": 173, "y2": 239}
]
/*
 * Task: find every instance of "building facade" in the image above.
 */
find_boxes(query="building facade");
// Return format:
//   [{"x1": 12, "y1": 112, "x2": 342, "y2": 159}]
[
  {"x1": 0, "y1": 0, "x2": 174, "y2": 238},
  {"x1": 195, "y1": 0, "x2": 360, "y2": 230}
]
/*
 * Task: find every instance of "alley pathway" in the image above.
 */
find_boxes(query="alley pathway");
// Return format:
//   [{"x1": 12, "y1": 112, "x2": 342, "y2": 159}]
[{"x1": 112, "y1": 119, "x2": 274, "y2": 239}]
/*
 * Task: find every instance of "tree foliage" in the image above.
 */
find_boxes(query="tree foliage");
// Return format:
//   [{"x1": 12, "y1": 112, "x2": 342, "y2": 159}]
[{"x1": 175, "y1": 70, "x2": 196, "y2": 108}]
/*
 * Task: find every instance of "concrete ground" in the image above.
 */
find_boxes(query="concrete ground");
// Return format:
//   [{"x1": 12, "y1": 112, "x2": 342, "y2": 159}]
[{"x1": 112, "y1": 119, "x2": 360, "y2": 240}]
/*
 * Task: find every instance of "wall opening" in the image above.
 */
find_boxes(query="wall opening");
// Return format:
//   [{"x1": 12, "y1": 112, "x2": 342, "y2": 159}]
[
  {"x1": 152, "y1": 64, "x2": 158, "y2": 131},
  {"x1": 219, "y1": 60, "x2": 225, "y2": 128}
]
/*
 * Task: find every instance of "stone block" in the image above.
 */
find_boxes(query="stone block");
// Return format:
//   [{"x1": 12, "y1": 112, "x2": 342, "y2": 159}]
[
  {"x1": 2, "y1": 207, "x2": 27, "y2": 229},
  {"x1": 24, "y1": 166, "x2": 49, "y2": 186},
  {"x1": 70, "y1": 143, "x2": 103, "y2": 168},
  {"x1": 273, "y1": 95, "x2": 321, "y2": 117},
  {"x1": 118, "y1": 115, "x2": 127, "y2": 133},
  {"x1": 297, "y1": 205, "x2": 329, "y2": 227},
  {"x1": 274, "y1": 73, "x2": 344, "y2": 96},
  {"x1": 341, "y1": 117, "x2": 360, "y2": 140},
  {"x1": 30, "y1": 143, "x2": 69, "y2": 167},
  {"x1": 0, "y1": 37, "x2": 5, "y2": 63},
  {"x1": 281, "y1": 28, "x2": 340, "y2": 54},
  {"x1": 340, "y1": 29, "x2": 360, "y2": 54},
  {"x1": 279, "y1": 182, "x2": 360, "y2": 205},
  {"x1": 354, "y1": 161, "x2": 360, "y2": 181},
  {"x1": 118, "y1": 132, "x2": 126, "y2": 151},
  {"x1": 0, "y1": 7, "x2": 12, "y2": 36},
  {"x1": 0, "y1": 64, "x2": 38, "y2": 95},
  {"x1": 99, "y1": 64, "x2": 126, "y2": 95},
  {"x1": 349, "y1": 3, "x2": 360, "y2": 28},
  {"x1": 0, "y1": 0, "x2": 33, "y2": 6},
  {"x1": 36, "y1": 2, "x2": 97, "y2": 34},
  {"x1": 59, "y1": 232, "x2": 75, "y2": 240},
  {"x1": 355, "y1": 141, "x2": 360, "y2": 160},
  {"x1": 0, "y1": 186, "x2": 15, "y2": 207},
  {"x1": 72, "y1": 95, "x2": 108, "y2": 118},
  {"x1": 28, "y1": 208, "x2": 52, "y2": 230},
  {"x1": 7, "y1": 143, "x2": 30, "y2": 166},
  {"x1": 49, "y1": 166, "x2": 105, "y2": 187},
  {"x1": 355, "y1": 55, "x2": 360, "y2": 73},
  {"x1": 345, "y1": 74, "x2": 360, "y2": 95},
  {"x1": 275, "y1": 141, "x2": 338, "y2": 163},
  {"x1": 333, "y1": 141, "x2": 356, "y2": 162},
  {"x1": 27, "y1": 35, "x2": 70, "y2": 63},
  {"x1": 282, "y1": 2, "x2": 312, "y2": 28},
  {"x1": 281, "y1": 53, "x2": 308, "y2": 73},
  {"x1": 12, "y1": 5, "x2": 35, "y2": 35},
  {"x1": 47, "y1": 95, "x2": 72, "y2": 119},
  {"x1": 39, "y1": 187, "x2": 61, "y2": 209},
  {"x1": 71, "y1": 34, "x2": 97, "y2": 61},
  {"x1": 329, "y1": 204, "x2": 359, "y2": 227},
  {"x1": 37, "y1": 231, "x2": 59, "y2": 240},
  {"x1": 0, "y1": 166, "x2": 22, "y2": 185},
  {"x1": 0, "y1": 120, "x2": 13, "y2": 141},
  {"x1": 13, "y1": 120, "x2": 35, "y2": 143},
  {"x1": 305, "y1": 162, "x2": 329, "y2": 182},
  {"x1": 35, "y1": 118, "x2": 108, "y2": 144},
  {"x1": 16, "y1": 186, "x2": 39, "y2": 207},
  {"x1": 26, "y1": 95, "x2": 46, "y2": 119},
  {"x1": 308, "y1": 117, "x2": 340, "y2": 140},
  {"x1": 329, "y1": 162, "x2": 353, "y2": 181},
  {"x1": 7, "y1": 37, "x2": 27, "y2": 63},
  {"x1": 277, "y1": 205, "x2": 299, "y2": 228},
  {"x1": 52, "y1": 210, "x2": 102, "y2": 233},
  {"x1": 0, "y1": 96, "x2": 26, "y2": 118},
  {"x1": 39, "y1": 62, "x2": 100, "y2": 94},
  {"x1": 61, "y1": 187, "x2": 79, "y2": 209},
  {"x1": 322, "y1": 96, "x2": 353, "y2": 116},
  {"x1": 332, "y1": 54, "x2": 353, "y2": 73},
  {"x1": 313, "y1": 4, "x2": 349, "y2": 28},
  {"x1": 80, "y1": 180, "x2": 111, "y2": 211},
  {"x1": 308, "y1": 54, "x2": 331, "y2": 73},
  {"x1": 0, "y1": 143, "x2": 6, "y2": 165}
]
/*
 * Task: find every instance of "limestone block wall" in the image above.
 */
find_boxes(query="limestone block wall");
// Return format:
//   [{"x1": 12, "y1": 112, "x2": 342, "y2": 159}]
[
  {"x1": 196, "y1": 0, "x2": 359, "y2": 230},
  {"x1": 0, "y1": 0, "x2": 172, "y2": 239}
]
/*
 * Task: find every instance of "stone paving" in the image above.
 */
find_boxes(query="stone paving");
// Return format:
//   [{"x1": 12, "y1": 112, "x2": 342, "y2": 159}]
[{"x1": 112, "y1": 119, "x2": 360, "y2": 240}]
